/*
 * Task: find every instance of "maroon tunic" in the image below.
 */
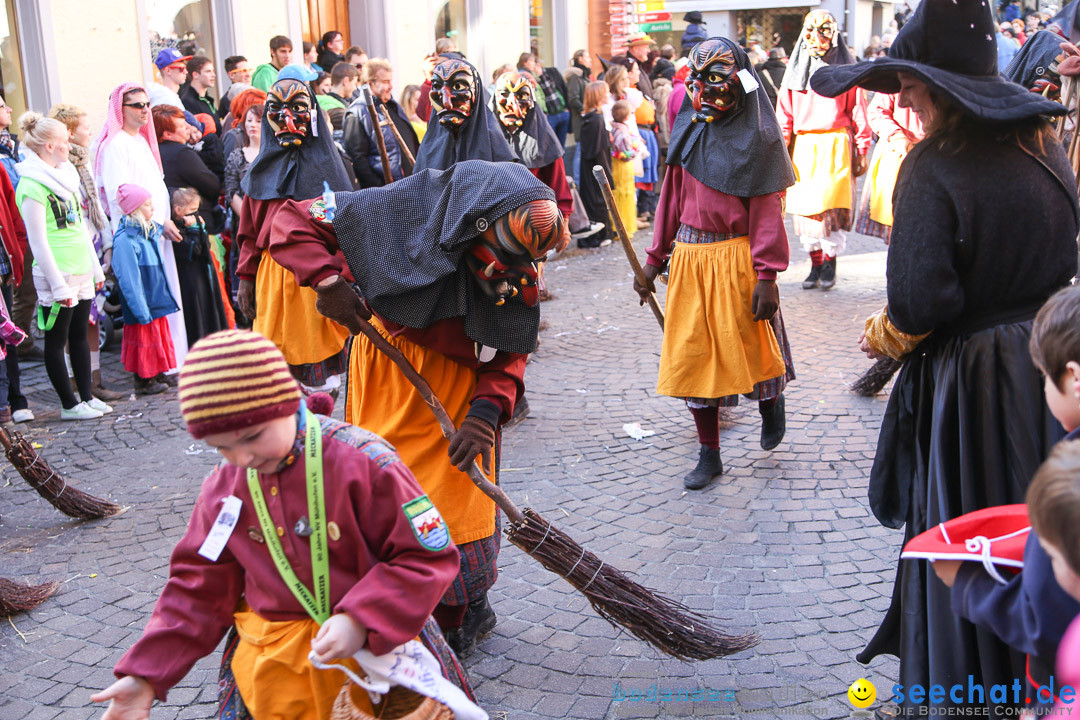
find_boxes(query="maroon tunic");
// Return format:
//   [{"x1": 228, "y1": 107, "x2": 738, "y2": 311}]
[
  {"x1": 648, "y1": 166, "x2": 790, "y2": 280},
  {"x1": 114, "y1": 415, "x2": 460, "y2": 701},
  {"x1": 267, "y1": 199, "x2": 526, "y2": 425}
]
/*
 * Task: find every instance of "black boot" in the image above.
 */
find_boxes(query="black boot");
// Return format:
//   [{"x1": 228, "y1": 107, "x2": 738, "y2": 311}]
[
  {"x1": 444, "y1": 594, "x2": 497, "y2": 658},
  {"x1": 819, "y1": 257, "x2": 837, "y2": 290},
  {"x1": 684, "y1": 445, "x2": 723, "y2": 490},
  {"x1": 759, "y1": 395, "x2": 786, "y2": 451},
  {"x1": 801, "y1": 264, "x2": 822, "y2": 289}
]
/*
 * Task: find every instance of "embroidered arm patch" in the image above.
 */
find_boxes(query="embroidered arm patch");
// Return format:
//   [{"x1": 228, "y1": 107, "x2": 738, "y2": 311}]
[{"x1": 403, "y1": 495, "x2": 450, "y2": 551}]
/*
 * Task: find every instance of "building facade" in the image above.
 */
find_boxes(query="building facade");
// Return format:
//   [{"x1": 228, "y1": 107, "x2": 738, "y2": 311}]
[{"x1": 3, "y1": 0, "x2": 889, "y2": 132}]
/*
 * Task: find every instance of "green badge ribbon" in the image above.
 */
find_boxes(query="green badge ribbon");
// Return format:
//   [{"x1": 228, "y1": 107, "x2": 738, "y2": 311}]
[{"x1": 246, "y1": 409, "x2": 331, "y2": 624}]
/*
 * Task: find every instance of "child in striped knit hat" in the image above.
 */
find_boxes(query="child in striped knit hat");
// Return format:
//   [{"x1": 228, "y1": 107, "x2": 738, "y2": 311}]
[{"x1": 93, "y1": 330, "x2": 478, "y2": 719}]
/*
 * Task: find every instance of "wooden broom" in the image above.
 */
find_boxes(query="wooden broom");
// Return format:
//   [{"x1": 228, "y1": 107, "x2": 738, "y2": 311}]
[{"x1": 351, "y1": 315, "x2": 757, "y2": 660}]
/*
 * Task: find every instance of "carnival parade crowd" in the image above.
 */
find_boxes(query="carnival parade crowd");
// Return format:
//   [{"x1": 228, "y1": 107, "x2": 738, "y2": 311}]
[{"x1": 0, "y1": 0, "x2": 1077, "y2": 718}]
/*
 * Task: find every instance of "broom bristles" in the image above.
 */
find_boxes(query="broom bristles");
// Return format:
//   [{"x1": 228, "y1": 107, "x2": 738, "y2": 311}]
[
  {"x1": 0, "y1": 577, "x2": 60, "y2": 616},
  {"x1": 2, "y1": 429, "x2": 124, "y2": 520},
  {"x1": 507, "y1": 508, "x2": 758, "y2": 660},
  {"x1": 851, "y1": 357, "x2": 903, "y2": 397}
]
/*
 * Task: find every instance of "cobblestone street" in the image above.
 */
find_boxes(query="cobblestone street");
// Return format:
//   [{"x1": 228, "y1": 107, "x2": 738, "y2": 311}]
[{"x1": 1, "y1": 225, "x2": 903, "y2": 720}]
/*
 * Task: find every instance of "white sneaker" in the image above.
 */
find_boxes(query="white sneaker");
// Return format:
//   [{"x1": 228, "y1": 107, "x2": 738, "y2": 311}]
[
  {"x1": 11, "y1": 409, "x2": 33, "y2": 423},
  {"x1": 87, "y1": 398, "x2": 113, "y2": 414},
  {"x1": 61, "y1": 401, "x2": 104, "y2": 421},
  {"x1": 599, "y1": 239, "x2": 613, "y2": 248}
]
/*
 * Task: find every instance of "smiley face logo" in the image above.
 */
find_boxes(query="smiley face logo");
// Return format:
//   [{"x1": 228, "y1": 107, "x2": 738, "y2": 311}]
[{"x1": 848, "y1": 678, "x2": 876, "y2": 709}]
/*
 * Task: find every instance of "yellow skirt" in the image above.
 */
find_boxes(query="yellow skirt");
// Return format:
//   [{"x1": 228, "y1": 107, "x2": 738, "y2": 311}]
[
  {"x1": 612, "y1": 158, "x2": 638, "y2": 231},
  {"x1": 232, "y1": 609, "x2": 372, "y2": 719},
  {"x1": 254, "y1": 252, "x2": 351, "y2": 367},
  {"x1": 785, "y1": 129, "x2": 854, "y2": 218},
  {"x1": 347, "y1": 318, "x2": 496, "y2": 545},
  {"x1": 866, "y1": 140, "x2": 908, "y2": 227},
  {"x1": 657, "y1": 237, "x2": 786, "y2": 399}
]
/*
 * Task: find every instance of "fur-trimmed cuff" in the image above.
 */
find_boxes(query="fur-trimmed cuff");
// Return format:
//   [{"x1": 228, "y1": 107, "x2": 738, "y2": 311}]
[{"x1": 864, "y1": 307, "x2": 930, "y2": 360}]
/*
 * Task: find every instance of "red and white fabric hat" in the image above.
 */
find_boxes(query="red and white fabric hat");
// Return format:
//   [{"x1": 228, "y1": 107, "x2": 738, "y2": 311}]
[{"x1": 901, "y1": 504, "x2": 1030, "y2": 584}]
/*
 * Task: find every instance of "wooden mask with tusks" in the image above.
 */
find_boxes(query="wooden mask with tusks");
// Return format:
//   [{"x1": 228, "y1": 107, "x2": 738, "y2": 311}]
[
  {"x1": 687, "y1": 39, "x2": 742, "y2": 123},
  {"x1": 493, "y1": 71, "x2": 535, "y2": 132},
  {"x1": 429, "y1": 59, "x2": 477, "y2": 130},
  {"x1": 266, "y1": 79, "x2": 313, "y2": 147},
  {"x1": 802, "y1": 10, "x2": 837, "y2": 58},
  {"x1": 464, "y1": 199, "x2": 566, "y2": 307}
]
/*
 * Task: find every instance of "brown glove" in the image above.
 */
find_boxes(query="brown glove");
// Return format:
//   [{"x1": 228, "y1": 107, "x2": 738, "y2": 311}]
[
  {"x1": 237, "y1": 278, "x2": 256, "y2": 321},
  {"x1": 447, "y1": 416, "x2": 495, "y2": 472},
  {"x1": 634, "y1": 263, "x2": 660, "y2": 306},
  {"x1": 314, "y1": 276, "x2": 370, "y2": 335}
]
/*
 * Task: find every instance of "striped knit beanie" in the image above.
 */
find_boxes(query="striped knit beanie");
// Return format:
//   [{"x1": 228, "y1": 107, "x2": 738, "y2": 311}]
[{"x1": 179, "y1": 330, "x2": 301, "y2": 439}]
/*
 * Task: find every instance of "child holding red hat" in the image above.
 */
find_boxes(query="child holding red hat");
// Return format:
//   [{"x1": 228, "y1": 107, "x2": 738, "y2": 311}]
[
  {"x1": 933, "y1": 284, "x2": 1080, "y2": 710},
  {"x1": 92, "y1": 329, "x2": 473, "y2": 719}
]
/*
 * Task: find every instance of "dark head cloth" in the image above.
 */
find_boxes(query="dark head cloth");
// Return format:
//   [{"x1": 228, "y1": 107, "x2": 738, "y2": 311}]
[
  {"x1": 1004, "y1": 30, "x2": 1066, "y2": 91},
  {"x1": 491, "y1": 96, "x2": 564, "y2": 169},
  {"x1": 331, "y1": 160, "x2": 555, "y2": 354},
  {"x1": 810, "y1": 0, "x2": 1066, "y2": 122},
  {"x1": 414, "y1": 59, "x2": 516, "y2": 172},
  {"x1": 1047, "y1": 2, "x2": 1080, "y2": 44},
  {"x1": 241, "y1": 100, "x2": 351, "y2": 200},
  {"x1": 780, "y1": 17, "x2": 855, "y2": 92},
  {"x1": 668, "y1": 38, "x2": 795, "y2": 198}
]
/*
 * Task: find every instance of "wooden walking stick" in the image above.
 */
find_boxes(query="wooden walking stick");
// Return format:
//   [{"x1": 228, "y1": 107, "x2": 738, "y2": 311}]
[
  {"x1": 378, "y1": 104, "x2": 415, "y2": 172},
  {"x1": 0, "y1": 427, "x2": 124, "y2": 520},
  {"x1": 592, "y1": 165, "x2": 665, "y2": 330},
  {"x1": 364, "y1": 88, "x2": 394, "y2": 185},
  {"x1": 349, "y1": 313, "x2": 756, "y2": 660}
]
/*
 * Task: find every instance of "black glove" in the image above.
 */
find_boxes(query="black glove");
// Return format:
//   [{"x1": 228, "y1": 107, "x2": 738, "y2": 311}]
[
  {"x1": 314, "y1": 276, "x2": 371, "y2": 335},
  {"x1": 751, "y1": 279, "x2": 779, "y2": 322},
  {"x1": 237, "y1": 278, "x2": 256, "y2": 321},
  {"x1": 447, "y1": 416, "x2": 495, "y2": 472}
]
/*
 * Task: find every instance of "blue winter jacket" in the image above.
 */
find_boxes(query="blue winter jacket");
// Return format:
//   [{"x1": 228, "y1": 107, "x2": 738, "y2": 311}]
[
  {"x1": 110, "y1": 217, "x2": 179, "y2": 325},
  {"x1": 952, "y1": 426, "x2": 1080, "y2": 708}
]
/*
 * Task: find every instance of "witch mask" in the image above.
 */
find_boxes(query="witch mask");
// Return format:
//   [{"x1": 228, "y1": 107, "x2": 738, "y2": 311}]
[
  {"x1": 686, "y1": 40, "x2": 742, "y2": 123},
  {"x1": 266, "y1": 79, "x2": 314, "y2": 147},
  {"x1": 430, "y1": 59, "x2": 477, "y2": 130},
  {"x1": 802, "y1": 10, "x2": 838, "y2": 58},
  {"x1": 493, "y1": 71, "x2": 535, "y2": 131},
  {"x1": 464, "y1": 199, "x2": 565, "y2": 307}
]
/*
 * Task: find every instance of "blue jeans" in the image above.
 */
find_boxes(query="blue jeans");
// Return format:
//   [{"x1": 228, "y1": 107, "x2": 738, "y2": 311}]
[{"x1": 547, "y1": 110, "x2": 570, "y2": 149}]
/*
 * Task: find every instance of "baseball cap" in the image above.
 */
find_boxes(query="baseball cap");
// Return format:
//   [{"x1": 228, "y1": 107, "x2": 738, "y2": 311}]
[
  {"x1": 276, "y1": 64, "x2": 319, "y2": 82},
  {"x1": 155, "y1": 48, "x2": 193, "y2": 71}
]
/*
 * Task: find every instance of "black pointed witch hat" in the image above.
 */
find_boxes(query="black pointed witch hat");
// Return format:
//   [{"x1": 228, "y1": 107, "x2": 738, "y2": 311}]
[{"x1": 809, "y1": 0, "x2": 1065, "y2": 122}]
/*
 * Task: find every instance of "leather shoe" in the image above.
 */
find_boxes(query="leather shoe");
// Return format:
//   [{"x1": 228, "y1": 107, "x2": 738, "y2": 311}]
[
  {"x1": 684, "y1": 445, "x2": 723, "y2": 489},
  {"x1": 759, "y1": 395, "x2": 786, "y2": 451},
  {"x1": 444, "y1": 594, "x2": 497, "y2": 658}
]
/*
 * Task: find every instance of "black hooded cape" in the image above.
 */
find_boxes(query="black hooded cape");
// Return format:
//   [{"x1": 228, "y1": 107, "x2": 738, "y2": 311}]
[
  {"x1": 1004, "y1": 30, "x2": 1065, "y2": 90},
  {"x1": 492, "y1": 99, "x2": 564, "y2": 169},
  {"x1": 331, "y1": 160, "x2": 555, "y2": 354},
  {"x1": 780, "y1": 24, "x2": 855, "y2": 92},
  {"x1": 241, "y1": 101, "x2": 351, "y2": 201},
  {"x1": 667, "y1": 38, "x2": 796, "y2": 198},
  {"x1": 414, "y1": 59, "x2": 517, "y2": 172}
]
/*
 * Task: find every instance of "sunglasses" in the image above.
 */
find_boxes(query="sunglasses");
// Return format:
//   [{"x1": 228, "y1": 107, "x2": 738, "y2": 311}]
[{"x1": 123, "y1": 102, "x2": 150, "y2": 109}]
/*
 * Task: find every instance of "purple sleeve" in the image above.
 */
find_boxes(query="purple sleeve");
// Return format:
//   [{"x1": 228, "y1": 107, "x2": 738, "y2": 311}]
[
  {"x1": 647, "y1": 165, "x2": 684, "y2": 268},
  {"x1": 747, "y1": 192, "x2": 789, "y2": 280}
]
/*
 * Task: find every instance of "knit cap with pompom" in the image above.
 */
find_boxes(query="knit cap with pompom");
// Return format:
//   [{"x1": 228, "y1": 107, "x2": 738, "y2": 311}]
[{"x1": 179, "y1": 330, "x2": 301, "y2": 439}]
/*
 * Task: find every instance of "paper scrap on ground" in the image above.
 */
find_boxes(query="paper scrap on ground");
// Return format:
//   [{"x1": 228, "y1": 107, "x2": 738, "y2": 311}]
[{"x1": 623, "y1": 423, "x2": 656, "y2": 440}]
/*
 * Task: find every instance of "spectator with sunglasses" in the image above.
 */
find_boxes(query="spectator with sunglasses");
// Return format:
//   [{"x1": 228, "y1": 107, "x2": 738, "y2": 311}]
[
  {"x1": 148, "y1": 48, "x2": 192, "y2": 110},
  {"x1": 95, "y1": 83, "x2": 188, "y2": 369}
]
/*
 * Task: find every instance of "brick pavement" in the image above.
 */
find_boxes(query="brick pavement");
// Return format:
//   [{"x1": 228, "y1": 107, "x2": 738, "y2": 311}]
[{"x1": 0, "y1": 224, "x2": 903, "y2": 720}]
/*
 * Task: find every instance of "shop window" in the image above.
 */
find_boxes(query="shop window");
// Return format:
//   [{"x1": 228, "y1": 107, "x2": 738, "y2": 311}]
[
  {"x1": 435, "y1": 0, "x2": 467, "y2": 52},
  {"x1": 738, "y1": 7, "x2": 811, "y2": 55},
  {"x1": 146, "y1": 0, "x2": 215, "y2": 85},
  {"x1": 0, "y1": 0, "x2": 26, "y2": 119}
]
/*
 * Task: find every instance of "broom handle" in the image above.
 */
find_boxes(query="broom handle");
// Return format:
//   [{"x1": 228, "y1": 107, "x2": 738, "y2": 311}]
[
  {"x1": 0, "y1": 426, "x2": 10, "y2": 452},
  {"x1": 364, "y1": 88, "x2": 394, "y2": 185},
  {"x1": 378, "y1": 104, "x2": 416, "y2": 170},
  {"x1": 591, "y1": 165, "x2": 665, "y2": 330},
  {"x1": 350, "y1": 314, "x2": 525, "y2": 526}
]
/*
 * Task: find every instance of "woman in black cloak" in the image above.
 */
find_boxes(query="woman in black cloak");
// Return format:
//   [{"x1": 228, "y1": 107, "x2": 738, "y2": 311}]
[
  {"x1": 576, "y1": 81, "x2": 614, "y2": 246},
  {"x1": 812, "y1": 1, "x2": 1079, "y2": 717}
]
